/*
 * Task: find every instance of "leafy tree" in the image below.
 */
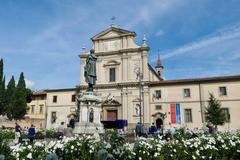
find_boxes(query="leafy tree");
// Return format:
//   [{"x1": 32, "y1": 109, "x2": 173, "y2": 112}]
[
  {"x1": 5, "y1": 76, "x2": 16, "y2": 120},
  {"x1": 12, "y1": 72, "x2": 29, "y2": 120},
  {"x1": 205, "y1": 93, "x2": 225, "y2": 129}
]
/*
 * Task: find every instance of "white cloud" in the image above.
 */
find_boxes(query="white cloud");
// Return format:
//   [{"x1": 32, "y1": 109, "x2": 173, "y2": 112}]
[
  {"x1": 155, "y1": 30, "x2": 164, "y2": 36},
  {"x1": 25, "y1": 79, "x2": 35, "y2": 89},
  {"x1": 162, "y1": 23, "x2": 240, "y2": 60}
]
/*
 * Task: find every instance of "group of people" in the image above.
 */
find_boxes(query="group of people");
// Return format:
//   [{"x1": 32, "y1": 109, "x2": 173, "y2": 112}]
[
  {"x1": 135, "y1": 122, "x2": 176, "y2": 139},
  {"x1": 57, "y1": 117, "x2": 75, "y2": 140},
  {"x1": 135, "y1": 122, "x2": 165, "y2": 138},
  {"x1": 15, "y1": 122, "x2": 36, "y2": 144}
]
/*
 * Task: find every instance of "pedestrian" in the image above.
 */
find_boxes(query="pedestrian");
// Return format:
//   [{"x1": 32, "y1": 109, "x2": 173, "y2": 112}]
[
  {"x1": 150, "y1": 123, "x2": 157, "y2": 137},
  {"x1": 69, "y1": 116, "x2": 75, "y2": 129},
  {"x1": 64, "y1": 124, "x2": 74, "y2": 137},
  {"x1": 28, "y1": 124, "x2": 36, "y2": 143},
  {"x1": 206, "y1": 122, "x2": 214, "y2": 134},
  {"x1": 135, "y1": 122, "x2": 142, "y2": 137},
  {"x1": 15, "y1": 122, "x2": 22, "y2": 144},
  {"x1": 57, "y1": 122, "x2": 65, "y2": 140},
  {"x1": 159, "y1": 124, "x2": 164, "y2": 136},
  {"x1": 141, "y1": 125, "x2": 148, "y2": 138}
]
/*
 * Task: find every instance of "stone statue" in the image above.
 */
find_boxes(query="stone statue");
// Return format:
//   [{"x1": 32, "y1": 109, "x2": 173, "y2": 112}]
[
  {"x1": 84, "y1": 49, "x2": 97, "y2": 92},
  {"x1": 89, "y1": 108, "x2": 94, "y2": 123}
]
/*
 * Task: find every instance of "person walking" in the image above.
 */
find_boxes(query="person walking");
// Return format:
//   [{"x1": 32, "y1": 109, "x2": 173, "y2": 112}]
[
  {"x1": 150, "y1": 123, "x2": 157, "y2": 137},
  {"x1": 28, "y1": 124, "x2": 36, "y2": 143},
  {"x1": 135, "y1": 122, "x2": 142, "y2": 137},
  {"x1": 57, "y1": 122, "x2": 65, "y2": 140},
  {"x1": 15, "y1": 122, "x2": 22, "y2": 144}
]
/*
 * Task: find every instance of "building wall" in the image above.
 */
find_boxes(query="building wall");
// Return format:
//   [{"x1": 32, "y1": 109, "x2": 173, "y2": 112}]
[
  {"x1": 150, "y1": 81, "x2": 240, "y2": 130},
  {"x1": 26, "y1": 95, "x2": 46, "y2": 128},
  {"x1": 46, "y1": 90, "x2": 76, "y2": 129}
]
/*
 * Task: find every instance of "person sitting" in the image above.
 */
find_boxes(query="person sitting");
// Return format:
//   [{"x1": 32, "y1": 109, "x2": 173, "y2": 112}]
[
  {"x1": 64, "y1": 124, "x2": 74, "y2": 137},
  {"x1": 28, "y1": 124, "x2": 36, "y2": 143}
]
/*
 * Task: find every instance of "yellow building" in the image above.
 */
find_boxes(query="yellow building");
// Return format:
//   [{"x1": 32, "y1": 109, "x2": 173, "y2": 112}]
[
  {"x1": 26, "y1": 90, "x2": 47, "y2": 129},
  {"x1": 0, "y1": 90, "x2": 47, "y2": 129}
]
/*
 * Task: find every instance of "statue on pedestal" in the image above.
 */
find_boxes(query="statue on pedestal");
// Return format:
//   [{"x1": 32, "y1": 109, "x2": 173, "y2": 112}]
[
  {"x1": 84, "y1": 49, "x2": 97, "y2": 92},
  {"x1": 89, "y1": 108, "x2": 94, "y2": 123}
]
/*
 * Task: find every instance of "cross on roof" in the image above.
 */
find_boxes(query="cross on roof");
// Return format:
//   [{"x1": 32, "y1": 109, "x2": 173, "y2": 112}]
[{"x1": 111, "y1": 16, "x2": 116, "y2": 26}]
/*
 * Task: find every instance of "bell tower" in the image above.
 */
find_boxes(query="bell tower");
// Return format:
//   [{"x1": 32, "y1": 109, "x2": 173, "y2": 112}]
[{"x1": 155, "y1": 51, "x2": 164, "y2": 80}]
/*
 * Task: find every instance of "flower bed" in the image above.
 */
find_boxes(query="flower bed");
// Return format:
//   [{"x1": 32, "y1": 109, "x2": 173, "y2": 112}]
[{"x1": 1, "y1": 129, "x2": 240, "y2": 160}]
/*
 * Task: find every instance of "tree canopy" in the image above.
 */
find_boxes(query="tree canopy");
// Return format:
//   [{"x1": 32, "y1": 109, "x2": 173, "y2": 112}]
[
  {"x1": 205, "y1": 93, "x2": 226, "y2": 128},
  {"x1": 0, "y1": 59, "x2": 32, "y2": 120}
]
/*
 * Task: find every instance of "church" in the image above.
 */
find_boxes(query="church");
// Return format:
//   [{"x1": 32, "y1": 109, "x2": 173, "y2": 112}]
[{"x1": 26, "y1": 24, "x2": 240, "y2": 131}]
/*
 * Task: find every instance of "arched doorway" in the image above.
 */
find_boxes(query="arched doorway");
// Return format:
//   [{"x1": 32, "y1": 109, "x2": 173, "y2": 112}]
[{"x1": 156, "y1": 118, "x2": 163, "y2": 129}]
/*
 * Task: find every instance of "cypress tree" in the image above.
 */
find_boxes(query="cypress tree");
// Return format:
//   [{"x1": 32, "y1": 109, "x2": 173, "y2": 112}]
[
  {"x1": 205, "y1": 93, "x2": 225, "y2": 129},
  {"x1": 0, "y1": 59, "x2": 5, "y2": 115},
  {"x1": 12, "y1": 72, "x2": 28, "y2": 120},
  {"x1": 6, "y1": 76, "x2": 16, "y2": 120}
]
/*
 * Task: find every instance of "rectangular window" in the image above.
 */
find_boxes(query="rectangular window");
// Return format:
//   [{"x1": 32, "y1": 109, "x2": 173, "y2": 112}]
[
  {"x1": 72, "y1": 95, "x2": 76, "y2": 102},
  {"x1": 31, "y1": 105, "x2": 35, "y2": 114},
  {"x1": 155, "y1": 105, "x2": 162, "y2": 110},
  {"x1": 219, "y1": 86, "x2": 227, "y2": 96},
  {"x1": 39, "y1": 105, "x2": 43, "y2": 114},
  {"x1": 109, "y1": 68, "x2": 116, "y2": 82},
  {"x1": 222, "y1": 108, "x2": 230, "y2": 122},
  {"x1": 51, "y1": 112, "x2": 57, "y2": 123},
  {"x1": 40, "y1": 96, "x2": 45, "y2": 100},
  {"x1": 155, "y1": 90, "x2": 161, "y2": 99},
  {"x1": 184, "y1": 88, "x2": 191, "y2": 97},
  {"x1": 53, "y1": 96, "x2": 57, "y2": 103},
  {"x1": 184, "y1": 109, "x2": 192, "y2": 123}
]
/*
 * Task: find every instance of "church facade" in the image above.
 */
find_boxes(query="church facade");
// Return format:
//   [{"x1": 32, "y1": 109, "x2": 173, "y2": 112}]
[{"x1": 44, "y1": 25, "x2": 240, "y2": 131}]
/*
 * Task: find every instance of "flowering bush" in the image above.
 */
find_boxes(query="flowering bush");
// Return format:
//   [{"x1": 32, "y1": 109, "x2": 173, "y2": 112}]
[{"x1": 1, "y1": 128, "x2": 240, "y2": 160}]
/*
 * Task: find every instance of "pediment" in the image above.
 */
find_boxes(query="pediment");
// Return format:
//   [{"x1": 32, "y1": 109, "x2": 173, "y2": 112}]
[
  {"x1": 102, "y1": 99, "x2": 121, "y2": 106},
  {"x1": 91, "y1": 26, "x2": 136, "y2": 41}
]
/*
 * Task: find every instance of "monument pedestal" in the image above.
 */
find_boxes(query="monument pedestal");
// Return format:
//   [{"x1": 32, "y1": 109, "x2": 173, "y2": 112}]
[{"x1": 73, "y1": 91, "x2": 104, "y2": 134}]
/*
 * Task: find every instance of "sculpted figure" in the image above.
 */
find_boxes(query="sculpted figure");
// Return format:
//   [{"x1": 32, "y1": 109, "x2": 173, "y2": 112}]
[
  {"x1": 89, "y1": 108, "x2": 94, "y2": 123},
  {"x1": 84, "y1": 49, "x2": 97, "y2": 92}
]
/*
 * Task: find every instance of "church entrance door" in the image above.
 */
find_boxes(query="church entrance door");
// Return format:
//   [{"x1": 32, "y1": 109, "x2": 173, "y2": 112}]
[
  {"x1": 156, "y1": 118, "x2": 163, "y2": 129},
  {"x1": 107, "y1": 110, "x2": 118, "y2": 121}
]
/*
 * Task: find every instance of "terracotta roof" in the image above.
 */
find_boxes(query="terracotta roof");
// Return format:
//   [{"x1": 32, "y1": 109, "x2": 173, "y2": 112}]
[
  {"x1": 150, "y1": 75, "x2": 240, "y2": 86},
  {"x1": 45, "y1": 88, "x2": 76, "y2": 92},
  {"x1": 33, "y1": 90, "x2": 46, "y2": 95}
]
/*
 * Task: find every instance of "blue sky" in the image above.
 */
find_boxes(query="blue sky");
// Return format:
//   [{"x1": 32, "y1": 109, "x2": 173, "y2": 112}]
[{"x1": 0, "y1": 0, "x2": 240, "y2": 89}]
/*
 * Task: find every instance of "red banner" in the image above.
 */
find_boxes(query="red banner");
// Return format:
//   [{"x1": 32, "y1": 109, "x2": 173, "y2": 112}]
[{"x1": 170, "y1": 104, "x2": 176, "y2": 124}]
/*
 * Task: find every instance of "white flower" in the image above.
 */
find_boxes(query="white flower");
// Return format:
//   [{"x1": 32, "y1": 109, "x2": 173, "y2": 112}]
[
  {"x1": 27, "y1": 145, "x2": 32, "y2": 149},
  {"x1": 71, "y1": 145, "x2": 74, "y2": 150},
  {"x1": 27, "y1": 153, "x2": 32, "y2": 159}
]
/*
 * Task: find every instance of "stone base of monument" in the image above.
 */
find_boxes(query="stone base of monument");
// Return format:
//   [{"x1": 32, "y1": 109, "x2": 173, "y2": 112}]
[
  {"x1": 73, "y1": 91, "x2": 105, "y2": 134},
  {"x1": 73, "y1": 122, "x2": 104, "y2": 134}
]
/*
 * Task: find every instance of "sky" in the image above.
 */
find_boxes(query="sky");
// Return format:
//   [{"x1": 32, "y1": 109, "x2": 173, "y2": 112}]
[{"x1": 0, "y1": 0, "x2": 240, "y2": 90}]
